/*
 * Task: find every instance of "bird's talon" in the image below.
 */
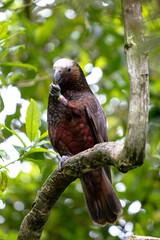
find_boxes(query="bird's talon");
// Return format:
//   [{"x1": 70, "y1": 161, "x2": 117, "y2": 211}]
[
  {"x1": 50, "y1": 83, "x2": 61, "y2": 97},
  {"x1": 58, "y1": 155, "x2": 70, "y2": 171}
]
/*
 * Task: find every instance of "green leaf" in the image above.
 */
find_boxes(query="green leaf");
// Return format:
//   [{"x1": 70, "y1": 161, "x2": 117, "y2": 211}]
[
  {"x1": 24, "y1": 158, "x2": 46, "y2": 173},
  {"x1": 0, "y1": 124, "x2": 26, "y2": 147},
  {"x1": 0, "y1": 45, "x2": 25, "y2": 60},
  {"x1": 39, "y1": 131, "x2": 48, "y2": 140},
  {"x1": 0, "y1": 96, "x2": 4, "y2": 112},
  {"x1": 25, "y1": 99, "x2": 40, "y2": 142},
  {"x1": 35, "y1": 140, "x2": 50, "y2": 147},
  {"x1": 0, "y1": 22, "x2": 8, "y2": 40},
  {"x1": 0, "y1": 62, "x2": 37, "y2": 72},
  {"x1": 0, "y1": 150, "x2": 8, "y2": 160},
  {"x1": 23, "y1": 147, "x2": 56, "y2": 158},
  {"x1": 8, "y1": 44, "x2": 26, "y2": 52},
  {"x1": 13, "y1": 145, "x2": 25, "y2": 154},
  {"x1": 0, "y1": 165, "x2": 9, "y2": 171},
  {"x1": 0, "y1": 190, "x2": 5, "y2": 203},
  {"x1": 0, "y1": 30, "x2": 25, "y2": 45},
  {"x1": 0, "y1": 172, "x2": 8, "y2": 192},
  {"x1": 1, "y1": 0, "x2": 13, "y2": 9},
  {"x1": 0, "y1": 49, "x2": 9, "y2": 59}
]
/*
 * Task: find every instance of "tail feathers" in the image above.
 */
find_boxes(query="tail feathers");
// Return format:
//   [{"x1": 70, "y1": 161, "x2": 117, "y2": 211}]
[{"x1": 81, "y1": 167, "x2": 122, "y2": 226}]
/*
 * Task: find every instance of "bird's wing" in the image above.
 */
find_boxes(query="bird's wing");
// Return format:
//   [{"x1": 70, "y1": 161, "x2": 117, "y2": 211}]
[
  {"x1": 85, "y1": 95, "x2": 108, "y2": 143},
  {"x1": 85, "y1": 95, "x2": 111, "y2": 181}
]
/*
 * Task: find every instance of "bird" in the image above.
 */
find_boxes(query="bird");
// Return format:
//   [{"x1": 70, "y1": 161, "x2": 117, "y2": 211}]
[{"x1": 47, "y1": 58, "x2": 122, "y2": 226}]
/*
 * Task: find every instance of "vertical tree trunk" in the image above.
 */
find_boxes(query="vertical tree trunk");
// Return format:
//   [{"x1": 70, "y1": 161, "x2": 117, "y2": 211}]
[{"x1": 120, "y1": 0, "x2": 149, "y2": 172}]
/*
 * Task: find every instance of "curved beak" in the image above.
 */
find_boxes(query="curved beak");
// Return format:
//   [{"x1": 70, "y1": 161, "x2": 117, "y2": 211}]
[{"x1": 53, "y1": 70, "x2": 63, "y2": 85}]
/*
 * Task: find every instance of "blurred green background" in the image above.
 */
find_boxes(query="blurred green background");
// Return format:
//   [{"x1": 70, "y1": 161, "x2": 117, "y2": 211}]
[{"x1": 0, "y1": 0, "x2": 160, "y2": 239}]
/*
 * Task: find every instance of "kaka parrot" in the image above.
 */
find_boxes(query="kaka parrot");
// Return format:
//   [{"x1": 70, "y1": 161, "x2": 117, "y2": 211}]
[{"x1": 47, "y1": 58, "x2": 122, "y2": 226}]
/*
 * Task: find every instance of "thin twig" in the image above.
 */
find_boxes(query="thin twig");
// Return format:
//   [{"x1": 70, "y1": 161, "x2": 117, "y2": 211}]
[
  {"x1": 0, "y1": 1, "x2": 63, "y2": 12},
  {"x1": 0, "y1": 74, "x2": 53, "y2": 88}
]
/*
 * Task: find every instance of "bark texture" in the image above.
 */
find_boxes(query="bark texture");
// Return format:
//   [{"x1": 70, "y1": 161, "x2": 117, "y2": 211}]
[
  {"x1": 120, "y1": 0, "x2": 149, "y2": 172},
  {"x1": 18, "y1": 142, "x2": 123, "y2": 240},
  {"x1": 126, "y1": 236, "x2": 160, "y2": 240},
  {"x1": 18, "y1": 0, "x2": 149, "y2": 239}
]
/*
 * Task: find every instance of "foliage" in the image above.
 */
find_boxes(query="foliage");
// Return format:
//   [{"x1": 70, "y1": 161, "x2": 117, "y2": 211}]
[{"x1": 0, "y1": 0, "x2": 160, "y2": 239}]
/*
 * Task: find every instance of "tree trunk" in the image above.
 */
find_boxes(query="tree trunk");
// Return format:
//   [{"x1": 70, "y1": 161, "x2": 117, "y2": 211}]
[{"x1": 120, "y1": 0, "x2": 149, "y2": 172}]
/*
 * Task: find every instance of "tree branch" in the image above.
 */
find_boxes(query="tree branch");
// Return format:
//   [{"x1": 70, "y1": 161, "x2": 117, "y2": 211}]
[
  {"x1": 0, "y1": 74, "x2": 53, "y2": 88},
  {"x1": 18, "y1": 0, "x2": 150, "y2": 239},
  {"x1": 126, "y1": 236, "x2": 160, "y2": 240},
  {"x1": 18, "y1": 142, "x2": 123, "y2": 240},
  {"x1": 0, "y1": 1, "x2": 63, "y2": 11}
]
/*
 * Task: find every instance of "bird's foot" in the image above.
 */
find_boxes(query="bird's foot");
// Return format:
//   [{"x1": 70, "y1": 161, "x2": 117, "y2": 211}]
[
  {"x1": 50, "y1": 83, "x2": 68, "y2": 106},
  {"x1": 58, "y1": 155, "x2": 71, "y2": 171},
  {"x1": 49, "y1": 83, "x2": 61, "y2": 97}
]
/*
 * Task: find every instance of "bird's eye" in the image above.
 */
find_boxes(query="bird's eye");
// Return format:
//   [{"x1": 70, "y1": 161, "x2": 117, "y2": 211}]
[{"x1": 67, "y1": 67, "x2": 71, "y2": 73}]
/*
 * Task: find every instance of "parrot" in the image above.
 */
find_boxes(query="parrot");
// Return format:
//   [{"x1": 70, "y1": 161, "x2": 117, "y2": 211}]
[{"x1": 47, "y1": 58, "x2": 122, "y2": 226}]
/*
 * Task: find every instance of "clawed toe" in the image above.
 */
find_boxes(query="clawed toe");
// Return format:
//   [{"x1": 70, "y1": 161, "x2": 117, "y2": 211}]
[
  {"x1": 49, "y1": 83, "x2": 61, "y2": 97},
  {"x1": 58, "y1": 155, "x2": 70, "y2": 171}
]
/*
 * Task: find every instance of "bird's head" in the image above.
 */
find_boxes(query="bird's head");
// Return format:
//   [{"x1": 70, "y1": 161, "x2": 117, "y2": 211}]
[{"x1": 53, "y1": 58, "x2": 90, "y2": 92}]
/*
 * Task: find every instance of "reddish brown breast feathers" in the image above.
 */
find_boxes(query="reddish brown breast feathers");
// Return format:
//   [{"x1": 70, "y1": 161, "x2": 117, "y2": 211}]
[{"x1": 52, "y1": 107, "x2": 96, "y2": 156}]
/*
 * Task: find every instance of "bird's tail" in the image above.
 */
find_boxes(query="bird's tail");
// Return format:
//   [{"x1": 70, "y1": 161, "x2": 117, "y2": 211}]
[{"x1": 81, "y1": 167, "x2": 122, "y2": 226}]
